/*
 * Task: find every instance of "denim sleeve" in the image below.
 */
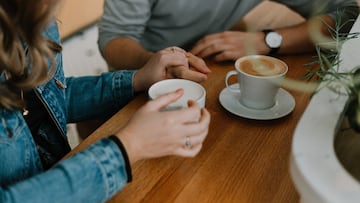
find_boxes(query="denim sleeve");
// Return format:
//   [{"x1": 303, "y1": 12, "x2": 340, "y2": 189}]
[
  {"x1": 98, "y1": 0, "x2": 151, "y2": 56},
  {"x1": 273, "y1": 0, "x2": 359, "y2": 32},
  {"x1": 65, "y1": 70, "x2": 136, "y2": 123},
  {"x1": 0, "y1": 138, "x2": 130, "y2": 203}
]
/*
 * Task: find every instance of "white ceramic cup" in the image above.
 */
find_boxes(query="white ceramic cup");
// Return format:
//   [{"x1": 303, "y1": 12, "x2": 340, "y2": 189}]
[
  {"x1": 148, "y1": 79, "x2": 206, "y2": 110},
  {"x1": 225, "y1": 55, "x2": 288, "y2": 109}
]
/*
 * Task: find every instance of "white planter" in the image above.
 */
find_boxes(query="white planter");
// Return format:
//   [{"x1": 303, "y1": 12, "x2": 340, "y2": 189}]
[{"x1": 290, "y1": 16, "x2": 360, "y2": 203}]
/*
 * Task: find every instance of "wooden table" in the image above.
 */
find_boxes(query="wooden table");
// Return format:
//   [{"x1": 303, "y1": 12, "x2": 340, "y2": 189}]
[{"x1": 68, "y1": 54, "x2": 313, "y2": 202}]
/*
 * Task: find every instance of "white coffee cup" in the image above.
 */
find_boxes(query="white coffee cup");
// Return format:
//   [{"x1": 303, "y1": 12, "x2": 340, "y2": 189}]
[
  {"x1": 225, "y1": 55, "x2": 288, "y2": 109},
  {"x1": 148, "y1": 79, "x2": 206, "y2": 110}
]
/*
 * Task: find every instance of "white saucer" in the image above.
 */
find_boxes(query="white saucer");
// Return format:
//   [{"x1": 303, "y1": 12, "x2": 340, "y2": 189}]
[{"x1": 219, "y1": 84, "x2": 295, "y2": 120}]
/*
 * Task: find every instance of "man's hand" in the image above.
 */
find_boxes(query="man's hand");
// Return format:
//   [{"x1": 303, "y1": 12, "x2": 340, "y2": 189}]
[{"x1": 190, "y1": 31, "x2": 268, "y2": 62}]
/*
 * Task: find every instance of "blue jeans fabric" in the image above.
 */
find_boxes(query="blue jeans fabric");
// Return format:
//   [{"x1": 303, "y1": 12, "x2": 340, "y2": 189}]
[{"x1": 0, "y1": 22, "x2": 135, "y2": 202}]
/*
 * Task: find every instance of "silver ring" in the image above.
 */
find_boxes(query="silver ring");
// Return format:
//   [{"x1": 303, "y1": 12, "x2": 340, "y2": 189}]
[{"x1": 185, "y1": 136, "x2": 192, "y2": 149}]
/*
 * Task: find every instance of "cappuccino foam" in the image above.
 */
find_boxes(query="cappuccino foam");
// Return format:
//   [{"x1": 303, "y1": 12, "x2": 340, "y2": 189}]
[{"x1": 238, "y1": 57, "x2": 286, "y2": 76}]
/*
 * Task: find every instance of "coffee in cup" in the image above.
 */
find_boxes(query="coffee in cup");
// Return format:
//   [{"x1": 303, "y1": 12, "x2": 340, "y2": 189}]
[
  {"x1": 238, "y1": 56, "x2": 286, "y2": 77},
  {"x1": 225, "y1": 55, "x2": 288, "y2": 109}
]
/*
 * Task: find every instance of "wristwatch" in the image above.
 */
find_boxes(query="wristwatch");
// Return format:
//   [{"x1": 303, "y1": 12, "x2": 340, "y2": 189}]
[{"x1": 263, "y1": 29, "x2": 282, "y2": 55}]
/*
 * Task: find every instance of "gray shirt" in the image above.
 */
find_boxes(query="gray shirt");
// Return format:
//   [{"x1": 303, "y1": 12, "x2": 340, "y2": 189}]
[{"x1": 98, "y1": 0, "x2": 359, "y2": 55}]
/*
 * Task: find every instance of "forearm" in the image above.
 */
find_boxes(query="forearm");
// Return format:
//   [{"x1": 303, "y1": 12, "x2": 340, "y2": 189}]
[
  {"x1": 104, "y1": 37, "x2": 154, "y2": 70},
  {"x1": 65, "y1": 71, "x2": 135, "y2": 122},
  {"x1": 253, "y1": 15, "x2": 335, "y2": 56},
  {"x1": 276, "y1": 15, "x2": 335, "y2": 55},
  {"x1": 262, "y1": 0, "x2": 359, "y2": 55},
  {"x1": 1, "y1": 138, "x2": 130, "y2": 203}
]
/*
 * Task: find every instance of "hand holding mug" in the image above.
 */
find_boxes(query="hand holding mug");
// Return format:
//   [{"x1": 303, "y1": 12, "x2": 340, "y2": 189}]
[{"x1": 115, "y1": 90, "x2": 211, "y2": 164}]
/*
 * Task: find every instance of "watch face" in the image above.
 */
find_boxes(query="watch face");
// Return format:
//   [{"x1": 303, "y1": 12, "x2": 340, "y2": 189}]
[{"x1": 265, "y1": 32, "x2": 282, "y2": 48}]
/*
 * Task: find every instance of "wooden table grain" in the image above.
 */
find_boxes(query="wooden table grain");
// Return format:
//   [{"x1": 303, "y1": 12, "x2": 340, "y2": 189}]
[{"x1": 67, "y1": 54, "x2": 313, "y2": 203}]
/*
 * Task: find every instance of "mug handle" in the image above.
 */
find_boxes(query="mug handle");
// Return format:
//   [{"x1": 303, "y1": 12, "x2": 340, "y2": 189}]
[{"x1": 225, "y1": 70, "x2": 240, "y2": 92}]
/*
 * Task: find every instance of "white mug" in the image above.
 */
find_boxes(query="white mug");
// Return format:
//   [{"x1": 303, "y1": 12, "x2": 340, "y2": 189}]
[
  {"x1": 225, "y1": 55, "x2": 288, "y2": 109},
  {"x1": 148, "y1": 79, "x2": 206, "y2": 110}
]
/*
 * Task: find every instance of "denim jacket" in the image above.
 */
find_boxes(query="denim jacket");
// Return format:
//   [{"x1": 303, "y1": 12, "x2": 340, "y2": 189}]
[{"x1": 0, "y1": 22, "x2": 135, "y2": 202}]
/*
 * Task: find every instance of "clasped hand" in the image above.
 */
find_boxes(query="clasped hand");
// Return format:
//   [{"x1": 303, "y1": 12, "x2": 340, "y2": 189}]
[{"x1": 133, "y1": 47, "x2": 211, "y2": 92}]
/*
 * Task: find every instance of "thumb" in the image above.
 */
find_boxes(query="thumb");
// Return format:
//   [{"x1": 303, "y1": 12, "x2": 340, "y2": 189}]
[
  {"x1": 149, "y1": 89, "x2": 184, "y2": 111},
  {"x1": 169, "y1": 66, "x2": 208, "y2": 83},
  {"x1": 186, "y1": 52, "x2": 211, "y2": 74}
]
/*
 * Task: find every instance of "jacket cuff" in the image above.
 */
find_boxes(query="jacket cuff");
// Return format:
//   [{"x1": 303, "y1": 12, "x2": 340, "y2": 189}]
[{"x1": 108, "y1": 135, "x2": 132, "y2": 182}]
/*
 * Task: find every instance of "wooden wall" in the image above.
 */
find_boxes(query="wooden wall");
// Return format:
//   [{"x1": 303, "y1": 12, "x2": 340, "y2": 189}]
[{"x1": 57, "y1": 0, "x2": 104, "y2": 39}]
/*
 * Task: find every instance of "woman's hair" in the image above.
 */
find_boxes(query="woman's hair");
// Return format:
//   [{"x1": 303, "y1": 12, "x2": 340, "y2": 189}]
[{"x1": 0, "y1": 0, "x2": 62, "y2": 109}]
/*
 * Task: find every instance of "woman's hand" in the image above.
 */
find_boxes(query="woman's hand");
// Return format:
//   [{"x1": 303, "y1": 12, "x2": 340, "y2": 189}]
[
  {"x1": 115, "y1": 89, "x2": 211, "y2": 164},
  {"x1": 133, "y1": 47, "x2": 210, "y2": 92}
]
